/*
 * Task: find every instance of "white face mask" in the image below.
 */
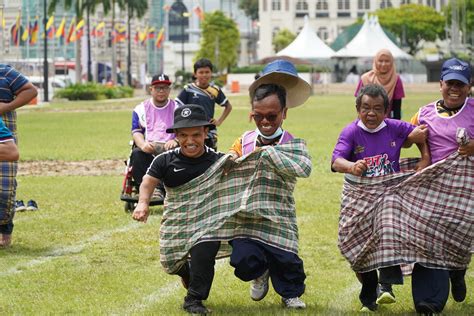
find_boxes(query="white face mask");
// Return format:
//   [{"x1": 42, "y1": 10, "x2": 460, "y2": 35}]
[{"x1": 255, "y1": 127, "x2": 284, "y2": 140}]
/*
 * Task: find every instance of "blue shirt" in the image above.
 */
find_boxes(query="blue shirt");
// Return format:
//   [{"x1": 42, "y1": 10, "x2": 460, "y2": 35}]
[{"x1": 0, "y1": 119, "x2": 13, "y2": 142}]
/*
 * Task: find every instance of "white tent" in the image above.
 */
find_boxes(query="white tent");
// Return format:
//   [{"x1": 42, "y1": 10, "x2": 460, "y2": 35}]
[
  {"x1": 333, "y1": 15, "x2": 412, "y2": 59},
  {"x1": 276, "y1": 16, "x2": 335, "y2": 59}
]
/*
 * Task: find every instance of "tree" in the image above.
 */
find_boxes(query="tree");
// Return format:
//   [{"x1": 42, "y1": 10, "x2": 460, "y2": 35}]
[
  {"x1": 375, "y1": 4, "x2": 445, "y2": 55},
  {"x1": 195, "y1": 11, "x2": 240, "y2": 73},
  {"x1": 272, "y1": 29, "x2": 296, "y2": 53},
  {"x1": 126, "y1": 0, "x2": 148, "y2": 86},
  {"x1": 239, "y1": 0, "x2": 258, "y2": 21},
  {"x1": 444, "y1": 0, "x2": 474, "y2": 49}
]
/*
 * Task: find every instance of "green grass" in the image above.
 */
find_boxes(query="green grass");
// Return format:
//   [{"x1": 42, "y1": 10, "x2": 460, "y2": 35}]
[{"x1": 2, "y1": 92, "x2": 472, "y2": 314}]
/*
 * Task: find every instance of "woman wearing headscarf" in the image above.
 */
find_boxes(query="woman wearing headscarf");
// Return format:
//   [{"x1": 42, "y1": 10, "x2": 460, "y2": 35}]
[{"x1": 355, "y1": 49, "x2": 405, "y2": 119}]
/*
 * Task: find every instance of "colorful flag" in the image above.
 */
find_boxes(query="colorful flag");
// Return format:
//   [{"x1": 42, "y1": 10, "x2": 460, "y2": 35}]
[
  {"x1": 11, "y1": 12, "x2": 21, "y2": 46},
  {"x1": 56, "y1": 17, "x2": 66, "y2": 38},
  {"x1": 0, "y1": 10, "x2": 5, "y2": 30},
  {"x1": 75, "y1": 19, "x2": 84, "y2": 40},
  {"x1": 139, "y1": 27, "x2": 147, "y2": 45},
  {"x1": 30, "y1": 19, "x2": 39, "y2": 45},
  {"x1": 21, "y1": 22, "x2": 29, "y2": 42},
  {"x1": 45, "y1": 16, "x2": 55, "y2": 39},
  {"x1": 66, "y1": 17, "x2": 76, "y2": 43},
  {"x1": 193, "y1": 5, "x2": 204, "y2": 21},
  {"x1": 147, "y1": 27, "x2": 155, "y2": 39},
  {"x1": 112, "y1": 23, "x2": 126, "y2": 43},
  {"x1": 95, "y1": 21, "x2": 105, "y2": 37},
  {"x1": 155, "y1": 27, "x2": 164, "y2": 48}
]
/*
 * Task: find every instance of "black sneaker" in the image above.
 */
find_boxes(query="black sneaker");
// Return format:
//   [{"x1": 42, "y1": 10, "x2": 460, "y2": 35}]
[
  {"x1": 359, "y1": 303, "x2": 377, "y2": 312},
  {"x1": 449, "y1": 270, "x2": 467, "y2": 302},
  {"x1": 415, "y1": 301, "x2": 441, "y2": 315},
  {"x1": 26, "y1": 200, "x2": 39, "y2": 211},
  {"x1": 183, "y1": 295, "x2": 211, "y2": 315},
  {"x1": 376, "y1": 284, "x2": 396, "y2": 304},
  {"x1": 15, "y1": 200, "x2": 26, "y2": 212}
]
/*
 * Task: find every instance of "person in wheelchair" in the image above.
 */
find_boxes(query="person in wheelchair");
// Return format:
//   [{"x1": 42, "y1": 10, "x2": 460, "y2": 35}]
[{"x1": 130, "y1": 74, "x2": 179, "y2": 200}]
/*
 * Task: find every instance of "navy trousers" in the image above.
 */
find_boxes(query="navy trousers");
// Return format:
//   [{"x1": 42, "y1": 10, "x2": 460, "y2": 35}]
[
  {"x1": 411, "y1": 263, "x2": 450, "y2": 313},
  {"x1": 229, "y1": 238, "x2": 306, "y2": 299}
]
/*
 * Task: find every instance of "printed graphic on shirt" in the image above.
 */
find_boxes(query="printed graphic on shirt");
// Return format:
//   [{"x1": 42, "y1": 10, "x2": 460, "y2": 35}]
[{"x1": 363, "y1": 154, "x2": 394, "y2": 177}]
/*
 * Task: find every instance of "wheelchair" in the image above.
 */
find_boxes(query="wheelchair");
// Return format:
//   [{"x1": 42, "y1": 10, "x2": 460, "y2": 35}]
[{"x1": 120, "y1": 140, "x2": 165, "y2": 213}]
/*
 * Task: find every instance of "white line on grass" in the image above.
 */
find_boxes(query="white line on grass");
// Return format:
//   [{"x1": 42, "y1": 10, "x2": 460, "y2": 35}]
[
  {"x1": 117, "y1": 259, "x2": 228, "y2": 314},
  {"x1": 0, "y1": 220, "x2": 147, "y2": 277}
]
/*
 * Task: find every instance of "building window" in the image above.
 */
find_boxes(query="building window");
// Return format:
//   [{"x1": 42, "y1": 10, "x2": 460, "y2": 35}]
[
  {"x1": 358, "y1": 0, "x2": 370, "y2": 10},
  {"x1": 272, "y1": 0, "x2": 281, "y2": 10},
  {"x1": 316, "y1": 0, "x2": 329, "y2": 17},
  {"x1": 169, "y1": 1, "x2": 189, "y2": 43},
  {"x1": 295, "y1": 0, "x2": 309, "y2": 17},
  {"x1": 427, "y1": 0, "x2": 437, "y2": 7},
  {"x1": 400, "y1": 0, "x2": 411, "y2": 4},
  {"x1": 338, "y1": 0, "x2": 350, "y2": 17},
  {"x1": 285, "y1": 0, "x2": 289, "y2": 10},
  {"x1": 380, "y1": 0, "x2": 393, "y2": 9},
  {"x1": 272, "y1": 27, "x2": 280, "y2": 37},
  {"x1": 263, "y1": 0, "x2": 267, "y2": 11},
  {"x1": 317, "y1": 26, "x2": 329, "y2": 41}
]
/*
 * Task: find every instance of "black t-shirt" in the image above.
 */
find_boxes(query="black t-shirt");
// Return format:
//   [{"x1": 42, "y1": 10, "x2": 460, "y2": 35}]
[{"x1": 146, "y1": 146, "x2": 224, "y2": 187}]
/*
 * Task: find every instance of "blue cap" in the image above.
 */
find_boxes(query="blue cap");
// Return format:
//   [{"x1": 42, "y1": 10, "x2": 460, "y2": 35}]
[
  {"x1": 249, "y1": 59, "x2": 311, "y2": 108},
  {"x1": 440, "y1": 58, "x2": 471, "y2": 84}
]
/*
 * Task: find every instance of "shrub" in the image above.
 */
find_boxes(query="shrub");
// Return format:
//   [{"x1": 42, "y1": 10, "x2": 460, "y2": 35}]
[{"x1": 55, "y1": 83, "x2": 134, "y2": 100}]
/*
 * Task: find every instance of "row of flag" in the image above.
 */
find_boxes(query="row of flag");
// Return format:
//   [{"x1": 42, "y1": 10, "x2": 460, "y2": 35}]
[{"x1": 4, "y1": 14, "x2": 166, "y2": 48}]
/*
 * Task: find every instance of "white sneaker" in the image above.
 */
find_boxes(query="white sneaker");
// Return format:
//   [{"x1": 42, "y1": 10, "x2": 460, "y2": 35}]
[
  {"x1": 250, "y1": 269, "x2": 269, "y2": 301},
  {"x1": 282, "y1": 297, "x2": 306, "y2": 309}
]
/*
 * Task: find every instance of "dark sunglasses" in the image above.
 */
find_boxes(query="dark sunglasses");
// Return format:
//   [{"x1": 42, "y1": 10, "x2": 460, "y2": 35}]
[{"x1": 251, "y1": 113, "x2": 280, "y2": 122}]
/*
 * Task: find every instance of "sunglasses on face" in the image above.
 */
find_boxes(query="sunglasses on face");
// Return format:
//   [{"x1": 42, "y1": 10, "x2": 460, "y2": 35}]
[{"x1": 251, "y1": 113, "x2": 281, "y2": 122}]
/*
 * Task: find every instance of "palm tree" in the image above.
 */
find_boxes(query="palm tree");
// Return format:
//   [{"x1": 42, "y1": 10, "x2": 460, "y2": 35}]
[{"x1": 126, "y1": 0, "x2": 148, "y2": 86}]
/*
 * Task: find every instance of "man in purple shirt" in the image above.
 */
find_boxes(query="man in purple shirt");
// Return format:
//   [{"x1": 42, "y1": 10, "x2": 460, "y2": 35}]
[{"x1": 331, "y1": 84, "x2": 430, "y2": 312}]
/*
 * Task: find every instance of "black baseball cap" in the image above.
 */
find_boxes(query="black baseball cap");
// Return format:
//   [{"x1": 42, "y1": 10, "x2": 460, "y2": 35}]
[
  {"x1": 166, "y1": 104, "x2": 215, "y2": 133},
  {"x1": 151, "y1": 73, "x2": 172, "y2": 86}
]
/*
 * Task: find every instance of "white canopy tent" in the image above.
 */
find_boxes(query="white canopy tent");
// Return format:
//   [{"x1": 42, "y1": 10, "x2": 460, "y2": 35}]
[
  {"x1": 333, "y1": 15, "x2": 412, "y2": 59},
  {"x1": 276, "y1": 16, "x2": 335, "y2": 59}
]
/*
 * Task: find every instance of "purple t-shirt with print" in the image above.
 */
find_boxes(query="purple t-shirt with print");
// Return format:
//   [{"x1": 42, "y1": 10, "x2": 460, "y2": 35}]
[{"x1": 332, "y1": 119, "x2": 415, "y2": 177}]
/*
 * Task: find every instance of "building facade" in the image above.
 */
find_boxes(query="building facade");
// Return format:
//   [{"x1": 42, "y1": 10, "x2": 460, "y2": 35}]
[{"x1": 258, "y1": 0, "x2": 449, "y2": 59}]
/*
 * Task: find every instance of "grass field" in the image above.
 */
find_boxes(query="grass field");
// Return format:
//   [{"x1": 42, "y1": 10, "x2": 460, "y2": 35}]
[{"x1": 1, "y1": 91, "x2": 472, "y2": 315}]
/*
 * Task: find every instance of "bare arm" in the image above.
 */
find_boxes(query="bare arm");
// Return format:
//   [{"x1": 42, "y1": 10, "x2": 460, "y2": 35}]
[
  {"x1": 332, "y1": 157, "x2": 368, "y2": 176},
  {"x1": 403, "y1": 124, "x2": 428, "y2": 148},
  {"x1": 132, "y1": 132, "x2": 155, "y2": 154},
  {"x1": 132, "y1": 175, "x2": 160, "y2": 223},
  {"x1": 414, "y1": 141, "x2": 431, "y2": 171},
  {"x1": 0, "y1": 83, "x2": 37, "y2": 115},
  {"x1": 211, "y1": 102, "x2": 232, "y2": 127},
  {"x1": 0, "y1": 141, "x2": 19, "y2": 161}
]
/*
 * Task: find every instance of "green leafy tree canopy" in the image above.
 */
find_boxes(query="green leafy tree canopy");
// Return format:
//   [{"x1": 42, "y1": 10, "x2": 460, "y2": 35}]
[
  {"x1": 272, "y1": 29, "x2": 296, "y2": 53},
  {"x1": 376, "y1": 4, "x2": 445, "y2": 55},
  {"x1": 195, "y1": 11, "x2": 240, "y2": 73},
  {"x1": 444, "y1": 0, "x2": 474, "y2": 49},
  {"x1": 239, "y1": 0, "x2": 258, "y2": 21}
]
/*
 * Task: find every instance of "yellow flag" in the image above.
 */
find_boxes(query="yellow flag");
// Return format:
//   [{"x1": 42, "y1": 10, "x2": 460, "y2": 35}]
[
  {"x1": 21, "y1": 25, "x2": 29, "y2": 41},
  {"x1": 46, "y1": 16, "x2": 54, "y2": 30},
  {"x1": 56, "y1": 17, "x2": 65, "y2": 38}
]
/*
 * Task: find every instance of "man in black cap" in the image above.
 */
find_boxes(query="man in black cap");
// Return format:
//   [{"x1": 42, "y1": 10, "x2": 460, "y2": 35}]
[
  {"x1": 129, "y1": 74, "x2": 179, "y2": 199},
  {"x1": 133, "y1": 104, "x2": 223, "y2": 315}
]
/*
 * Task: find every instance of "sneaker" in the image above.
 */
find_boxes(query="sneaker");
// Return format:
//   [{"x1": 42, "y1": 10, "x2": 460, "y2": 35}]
[
  {"x1": 26, "y1": 200, "x2": 39, "y2": 211},
  {"x1": 415, "y1": 301, "x2": 441, "y2": 315},
  {"x1": 282, "y1": 297, "x2": 306, "y2": 309},
  {"x1": 449, "y1": 270, "x2": 467, "y2": 302},
  {"x1": 183, "y1": 295, "x2": 211, "y2": 315},
  {"x1": 150, "y1": 188, "x2": 164, "y2": 202},
  {"x1": 359, "y1": 303, "x2": 377, "y2": 312},
  {"x1": 376, "y1": 284, "x2": 396, "y2": 305},
  {"x1": 15, "y1": 200, "x2": 26, "y2": 212},
  {"x1": 0, "y1": 234, "x2": 12, "y2": 248},
  {"x1": 250, "y1": 269, "x2": 269, "y2": 301}
]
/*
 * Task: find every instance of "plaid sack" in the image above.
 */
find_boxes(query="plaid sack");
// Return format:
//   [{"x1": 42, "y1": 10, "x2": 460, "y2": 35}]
[
  {"x1": 338, "y1": 154, "x2": 473, "y2": 273},
  {"x1": 160, "y1": 139, "x2": 312, "y2": 274}
]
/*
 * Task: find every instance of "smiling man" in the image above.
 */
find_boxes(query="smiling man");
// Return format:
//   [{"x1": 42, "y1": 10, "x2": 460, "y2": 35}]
[
  {"x1": 132, "y1": 104, "x2": 223, "y2": 315},
  {"x1": 409, "y1": 57, "x2": 473, "y2": 314}
]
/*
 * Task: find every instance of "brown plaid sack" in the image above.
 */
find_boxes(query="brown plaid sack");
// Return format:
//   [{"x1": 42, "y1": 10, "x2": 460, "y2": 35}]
[
  {"x1": 338, "y1": 154, "x2": 473, "y2": 273},
  {"x1": 159, "y1": 139, "x2": 312, "y2": 274}
]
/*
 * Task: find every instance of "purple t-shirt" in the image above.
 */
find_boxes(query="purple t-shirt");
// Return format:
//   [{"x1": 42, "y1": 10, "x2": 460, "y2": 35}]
[{"x1": 332, "y1": 119, "x2": 415, "y2": 177}]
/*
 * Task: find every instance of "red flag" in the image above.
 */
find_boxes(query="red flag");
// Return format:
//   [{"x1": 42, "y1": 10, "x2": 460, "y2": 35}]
[
  {"x1": 193, "y1": 6, "x2": 204, "y2": 21},
  {"x1": 11, "y1": 13, "x2": 20, "y2": 46},
  {"x1": 155, "y1": 27, "x2": 165, "y2": 48}
]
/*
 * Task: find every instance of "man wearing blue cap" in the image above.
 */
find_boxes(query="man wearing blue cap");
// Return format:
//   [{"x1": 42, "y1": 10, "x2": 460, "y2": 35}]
[
  {"x1": 228, "y1": 59, "x2": 311, "y2": 309},
  {"x1": 410, "y1": 57, "x2": 473, "y2": 313}
]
